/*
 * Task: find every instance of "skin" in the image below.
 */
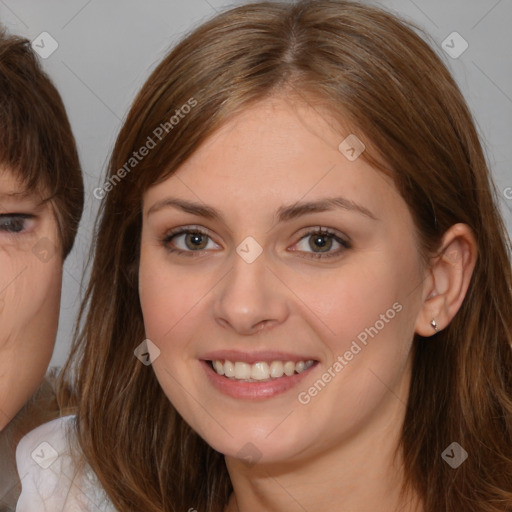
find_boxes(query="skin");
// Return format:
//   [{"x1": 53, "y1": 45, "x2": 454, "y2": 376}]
[
  {"x1": 0, "y1": 168, "x2": 62, "y2": 430},
  {"x1": 139, "y1": 97, "x2": 477, "y2": 512}
]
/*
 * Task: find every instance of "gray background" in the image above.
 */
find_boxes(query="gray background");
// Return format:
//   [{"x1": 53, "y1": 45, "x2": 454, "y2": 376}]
[{"x1": 0, "y1": 0, "x2": 510, "y2": 368}]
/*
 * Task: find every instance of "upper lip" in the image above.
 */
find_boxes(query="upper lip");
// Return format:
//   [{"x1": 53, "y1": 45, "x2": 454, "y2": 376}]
[{"x1": 200, "y1": 350, "x2": 318, "y2": 364}]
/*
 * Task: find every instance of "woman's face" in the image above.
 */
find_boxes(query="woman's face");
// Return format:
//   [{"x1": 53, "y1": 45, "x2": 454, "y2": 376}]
[
  {"x1": 0, "y1": 169, "x2": 62, "y2": 430},
  {"x1": 139, "y1": 97, "x2": 427, "y2": 465}
]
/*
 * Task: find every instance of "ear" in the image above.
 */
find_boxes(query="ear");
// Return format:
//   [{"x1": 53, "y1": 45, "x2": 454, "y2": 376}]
[{"x1": 415, "y1": 223, "x2": 477, "y2": 337}]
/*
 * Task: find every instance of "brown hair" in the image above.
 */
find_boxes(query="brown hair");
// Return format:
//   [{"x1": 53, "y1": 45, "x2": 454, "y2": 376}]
[
  {"x1": 0, "y1": 28, "x2": 84, "y2": 257},
  {"x1": 0, "y1": 28, "x2": 84, "y2": 505},
  {"x1": 62, "y1": 1, "x2": 512, "y2": 510}
]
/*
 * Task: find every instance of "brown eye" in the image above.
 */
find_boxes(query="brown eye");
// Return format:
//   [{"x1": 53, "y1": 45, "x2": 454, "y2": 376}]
[
  {"x1": 291, "y1": 228, "x2": 351, "y2": 259},
  {"x1": 163, "y1": 227, "x2": 221, "y2": 255},
  {"x1": 184, "y1": 232, "x2": 208, "y2": 250},
  {"x1": 309, "y1": 233, "x2": 333, "y2": 252}
]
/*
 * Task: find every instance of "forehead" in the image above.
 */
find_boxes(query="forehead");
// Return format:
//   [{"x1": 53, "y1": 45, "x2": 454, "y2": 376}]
[
  {"x1": 143, "y1": 97, "x2": 400, "y2": 219},
  {"x1": 0, "y1": 166, "x2": 28, "y2": 194},
  {"x1": 0, "y1": 166, "x2": 45, "y2": 208}
]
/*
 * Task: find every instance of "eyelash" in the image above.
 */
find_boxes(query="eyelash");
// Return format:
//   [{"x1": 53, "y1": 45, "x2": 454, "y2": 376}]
[
  {"x1": 293, "y1": 227, "x2": 351, "y2": 259},
  {"x1": 162, "y1": 227, "x2": 216, "y2": 258},
  {"x1": 161, "y1": 226, "x2": 351, "y2": 260},
  {"x1": 0, "y1": 214, "x2": 34, "y2": 234}
]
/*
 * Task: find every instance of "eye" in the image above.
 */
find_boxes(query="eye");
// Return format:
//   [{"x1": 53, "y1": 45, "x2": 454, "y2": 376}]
[
  {"x1": 163, "y1": 226, "x2": 220, "y2": 255},
  {"x1": 291, "y1": 227, "x2": 351, "y2": 259},
  {"x1": 0, "y1": 214, "x2": 34, "y2": 234}
]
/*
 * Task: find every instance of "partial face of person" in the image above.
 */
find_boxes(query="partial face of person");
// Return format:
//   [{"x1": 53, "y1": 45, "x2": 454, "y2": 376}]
[
  {"x1": 0, "y1": 168, "x2": 62, "y2": 430},
  {"x1": 139, "y1": 97, "x2": 427, "y2": 465}
]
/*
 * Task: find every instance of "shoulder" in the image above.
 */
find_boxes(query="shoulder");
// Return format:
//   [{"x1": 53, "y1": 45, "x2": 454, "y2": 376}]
[{"x1": 15, "y1": 415, "x2": 117, "y2": 512}]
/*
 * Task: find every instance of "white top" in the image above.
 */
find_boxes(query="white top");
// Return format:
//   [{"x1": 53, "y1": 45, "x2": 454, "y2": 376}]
[{"x1": 15, "y1": 415, "x2": 117, "y2": 512}]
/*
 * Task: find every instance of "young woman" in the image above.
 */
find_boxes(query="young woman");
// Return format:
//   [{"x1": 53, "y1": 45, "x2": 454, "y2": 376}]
[
  {"x1": 16, "y1": 1, "x2": 512, "y2": 511},
  {"x1": 0, "y1": 28, "x2": 84, "y2": 510}
]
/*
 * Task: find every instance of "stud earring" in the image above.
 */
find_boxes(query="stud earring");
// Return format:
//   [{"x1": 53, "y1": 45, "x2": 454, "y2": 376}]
[{"x1": 431, "y1": 319, "x2": 439, "y2": 332}]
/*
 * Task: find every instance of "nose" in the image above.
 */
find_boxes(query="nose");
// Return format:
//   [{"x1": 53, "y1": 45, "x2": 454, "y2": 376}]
[{"x1": 213, "y1": 252, "x2": 289, "y2": 335}]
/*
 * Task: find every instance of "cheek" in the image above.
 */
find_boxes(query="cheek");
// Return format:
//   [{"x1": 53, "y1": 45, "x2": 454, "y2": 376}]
[
  {"x1": 139, "y1": 249, "x2": 219, "y2": 345},
  {"x1": 0, "y1": 251, "x2": 62, "y2": 428},
  {"x1": 287, "y1": 246, "x2": 422, "y2": 409},
  {"x1": 139, "y1": 256, "x2": 189, "y2": 342},
  {"x1": 299, "y1": 251, "x2": 420, "y2": 401},
  {"x1": 0, "y1": 250, "x2": 62, "y2": 346},
  {"x1": 288, "y1": 256, "x2": 408, "y2": 346}
]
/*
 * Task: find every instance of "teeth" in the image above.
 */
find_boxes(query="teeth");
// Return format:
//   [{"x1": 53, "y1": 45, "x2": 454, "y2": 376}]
[
  {"x1": 234, "y1": 362, "x2": 251, "y2": 379},
  {"x1": 213, "y1": 360, "x2": 225, "y2": 376},
  {"x1": 283, "y1": 361, "x2": 295, "y2": 376},
  {"x1": 251, "y1": 362, "x2": 270, "y2": 380},
  {"x1": 270, "y1": 361, "x2": 284, "y2": 378},
  {"x1": 211, "y1": 359, "x2": 315, "y2": 381},
  {"x1": 224, "y1": 360, "x2": 235, "y2": 378}
]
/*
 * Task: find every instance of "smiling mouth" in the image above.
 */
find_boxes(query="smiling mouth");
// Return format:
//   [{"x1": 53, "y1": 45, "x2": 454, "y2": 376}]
[{"x1": 208, "y1": 359, "x2": 317, "y2": 382}]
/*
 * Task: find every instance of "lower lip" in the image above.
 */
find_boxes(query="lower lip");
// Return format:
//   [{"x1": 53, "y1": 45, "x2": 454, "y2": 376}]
[{"x1": 200, "y1": 360, "x2": 318, "y2": 400}]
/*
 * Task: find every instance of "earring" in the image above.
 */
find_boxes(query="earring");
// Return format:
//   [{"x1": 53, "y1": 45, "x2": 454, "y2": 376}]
[{"x1": 431, "y1": 319, "x2": 439, "y2": 332}]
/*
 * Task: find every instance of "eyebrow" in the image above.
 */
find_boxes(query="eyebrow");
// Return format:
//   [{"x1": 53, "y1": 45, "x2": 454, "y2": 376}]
[
  {"x1": 147, "y1": 196, "x2": 377, "y2": 222},
  {"x1": 277, "y1": 197, "x2": 377, "y2": 222},
  {"x1": 147, "y1": 198, "x2": 222, "y2": 220},
  {"x1": 0, "y1": 190, "x2": 49, "y2": 212},
  {"x1": 0, "y1": 190, "x2": 31, "y2": 199}
]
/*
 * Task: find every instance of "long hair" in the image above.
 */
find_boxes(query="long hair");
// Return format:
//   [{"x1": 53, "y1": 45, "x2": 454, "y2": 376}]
[{"x1": 61, "y1": 1, "x2": 512, "y2": 510}]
